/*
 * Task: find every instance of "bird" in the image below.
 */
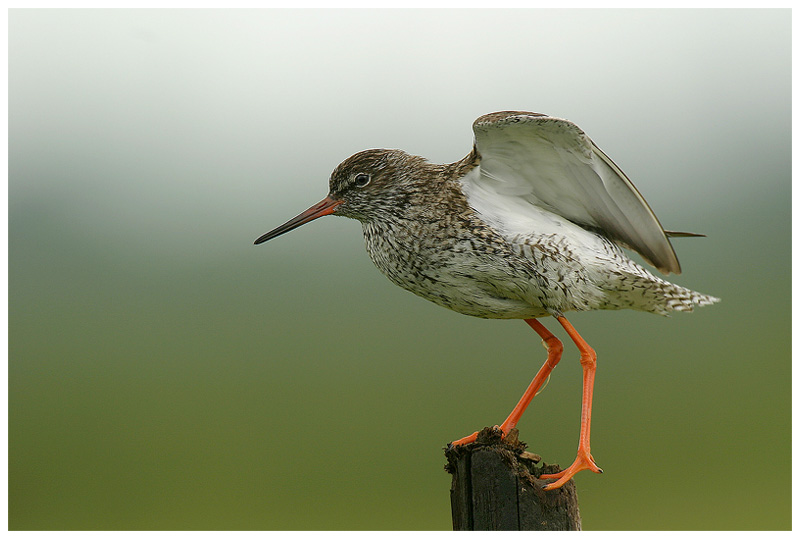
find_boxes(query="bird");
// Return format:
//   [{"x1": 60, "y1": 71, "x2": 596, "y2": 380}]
[{"x1": 254, "y1": 111, "x2": 719, "y2": 490}]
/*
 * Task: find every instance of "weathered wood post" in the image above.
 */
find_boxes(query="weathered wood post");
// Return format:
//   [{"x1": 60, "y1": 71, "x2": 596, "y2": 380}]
[{"x1": 444, "y1": 427, "x2": 582, "y2": 530}]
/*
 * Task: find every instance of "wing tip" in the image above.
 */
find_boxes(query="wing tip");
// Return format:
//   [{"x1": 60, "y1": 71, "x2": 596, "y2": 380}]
[
  {"x1": 652, "y1": 246, "x2": 683, "y2": 275},
  {"x1": 660, "y1": 262, "x2": 683, "y2": 276}
]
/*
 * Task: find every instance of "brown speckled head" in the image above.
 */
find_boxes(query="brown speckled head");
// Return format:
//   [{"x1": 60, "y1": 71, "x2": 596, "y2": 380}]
[
  {"x1": 327, "y1": 149, "x2": 436, "y2": 221},
  {"x1": 253, "y1": 148, "x2": 456, "y2": 244}
]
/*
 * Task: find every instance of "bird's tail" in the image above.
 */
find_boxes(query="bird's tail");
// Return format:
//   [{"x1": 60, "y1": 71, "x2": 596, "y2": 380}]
[
  {"x1": 605, "y1": 263, "x2": 720, "y2": 316},
  {"x1": 657, "y1": 282, "x2": 720, "y2": 314}
]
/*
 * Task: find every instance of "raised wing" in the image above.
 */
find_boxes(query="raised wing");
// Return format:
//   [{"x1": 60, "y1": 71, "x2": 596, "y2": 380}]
[{"x1": 471, "y1": 111, "x2": 681, "y2": 274}]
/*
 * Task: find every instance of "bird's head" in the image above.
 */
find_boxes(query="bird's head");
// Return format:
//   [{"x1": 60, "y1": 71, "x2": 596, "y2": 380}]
[{"x1": 254, "y1": 149, "x2": 428, "y2": 245}]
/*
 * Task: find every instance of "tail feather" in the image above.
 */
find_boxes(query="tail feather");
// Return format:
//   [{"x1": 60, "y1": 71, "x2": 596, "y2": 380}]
[
  {"x1": 604, "y1": 263, "x2": 720, "y2": 315},
  {"x1": 665, "y1": 230, "x2": 706, "y2": 238},
  {"x1": 661, "y1": 284, "x2": 720, "y2": 313}
]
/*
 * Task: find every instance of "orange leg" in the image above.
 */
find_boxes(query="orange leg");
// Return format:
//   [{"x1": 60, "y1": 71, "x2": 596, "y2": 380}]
[
  {"x1": 539, "y1": 316, "x2": 603, "y2": 490},
  {"x1": 450, "y1": 316, "x2": 602, "y2": 491},
  {"x1": 450, "y1": 318, "x2": 563, "y2": 446}
]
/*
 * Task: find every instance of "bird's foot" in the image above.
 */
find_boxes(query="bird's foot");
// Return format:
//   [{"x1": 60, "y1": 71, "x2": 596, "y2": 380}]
[
  {"x1": 449, "y1": 425, "x2": 504, "y2": 447},
  {"x1": 449, "y1": 431, "x2": 479, "y2": 446},
  {"x1": 540, "y1": 449, "x2": 602, "y2": 490}
]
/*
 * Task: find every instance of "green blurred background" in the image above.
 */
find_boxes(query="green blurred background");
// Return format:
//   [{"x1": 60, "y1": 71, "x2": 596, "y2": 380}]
[{"x1": 9, "y1": 9, "x2": 790, "y2": 530}]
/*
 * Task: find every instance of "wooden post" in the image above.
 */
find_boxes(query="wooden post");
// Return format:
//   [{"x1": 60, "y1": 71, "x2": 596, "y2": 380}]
[{"x1": 444, "y1": 427, "x2": 581, "y2": 531}]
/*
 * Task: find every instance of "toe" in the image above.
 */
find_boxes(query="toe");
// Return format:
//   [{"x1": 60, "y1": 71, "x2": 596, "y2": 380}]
[
  {"x1": 539, "y1": 452, "x2": 602, "y2": 489},
  {"x1": 450, "y1": 431, "x2": 479, "y2": 446},
  {"x1": 542, "y1": 476, "x2": 572, "y2": 491}
]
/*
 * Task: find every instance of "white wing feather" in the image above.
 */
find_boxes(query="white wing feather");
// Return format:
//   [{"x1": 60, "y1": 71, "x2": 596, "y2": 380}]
[{"x1": 469, "y1": 112, "x2": 681, "y2": 274}]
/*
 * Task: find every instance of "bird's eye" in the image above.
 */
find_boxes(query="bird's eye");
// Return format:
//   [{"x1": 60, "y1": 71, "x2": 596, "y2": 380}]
[{"x1": 354, "y1": 173, "x2": 371, "y2": 188}]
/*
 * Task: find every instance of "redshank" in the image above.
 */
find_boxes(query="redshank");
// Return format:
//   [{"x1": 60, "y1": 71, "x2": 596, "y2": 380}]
[{"x1": 254, "y1": 111, "x2": 719, "y2": 490}]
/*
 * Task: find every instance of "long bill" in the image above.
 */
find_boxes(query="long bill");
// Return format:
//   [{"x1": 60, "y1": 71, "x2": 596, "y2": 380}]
[{"x1": 254, "y1": 196, "x2": 342, "y2": 245}]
